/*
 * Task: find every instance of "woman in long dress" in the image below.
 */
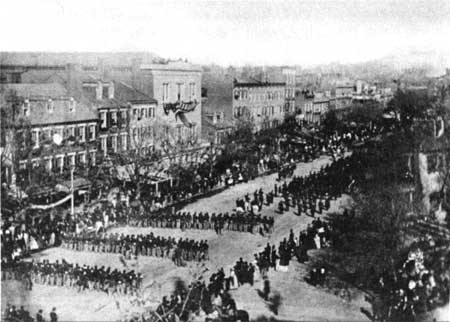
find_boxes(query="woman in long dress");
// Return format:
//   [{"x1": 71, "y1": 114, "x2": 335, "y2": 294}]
[{"x1": 229, "y1": 268, "x2": 238, "y2": 290}]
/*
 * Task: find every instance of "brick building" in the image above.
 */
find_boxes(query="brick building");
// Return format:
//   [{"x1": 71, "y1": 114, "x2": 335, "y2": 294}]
[{"x1": 232, "y1": 78, "x2": 286, "y2": 132}]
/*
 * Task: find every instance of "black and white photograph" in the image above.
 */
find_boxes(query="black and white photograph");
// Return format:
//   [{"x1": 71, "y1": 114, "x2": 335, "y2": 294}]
[{"x1": 1, "y1": 0, "x2": 450, "y2": 321}]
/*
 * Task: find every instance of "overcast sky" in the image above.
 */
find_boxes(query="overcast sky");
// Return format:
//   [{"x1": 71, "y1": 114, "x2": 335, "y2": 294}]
[{"x1": 2, "y1": 0, "x2": 450, "y2": 66}]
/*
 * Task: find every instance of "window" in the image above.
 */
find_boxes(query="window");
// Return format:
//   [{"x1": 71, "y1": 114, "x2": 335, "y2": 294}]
[
  {"x1": 43, "y1": 128, "x2": 52, "y2": 142},
  {"x1": 100, "y1": 111, "x2": 107, "y2": 129},
  {"x1": 56, "y1": 156, "x2": 64, "y2": 172},
  {"x1": 89, "y1": 124, "x2": 96, "y2": 141},
  {"x1": 111, "y1": 112, "x2": 118, "y2": 126},
  {"x1": 54, "y1": 127, "x2": 63, "y2": 140},
  {"x1": 67, "y1": 126, "x2": 75, "y2": 138},
  {"x1": 67, "y1": 153, "x2": 75, "y2": 167},
  {"x1": 100, "y1": 136, "x2": 107, "y2": 153},
  {"x1": 23, "y1": 100, "x2": 30, "y2": 116},
  {"x1": 150, "y1": 106, "x2": 155, "y2": 119},
  {"x1": 111, "y1": 135, "x2": 117, "y2": 153},
  {"x1": 162, "y1": 83, "x2": 169, "y2": 102},
  {"x1": 177, "y1": 83, "x2": 184, "y2": 101},
  {"x1": 132, "y1": 128, "x2": 138, "y2": 145},
  {"x1": 78, "y1": 152, "x2": 86, "y2": 165},
  {"x1": 69, "y1": 98, "x2": 76, "y2": 112},
  {"x1": 190, "y1": 83, "x2": 196, "y2": 100},
  {"x1": 121, "y1": 133, "x2": 127, "y2": 151},
  {"x1": 133, "y1": 108, "x2": 138, "y2": 117},
  {"x1": 90, "y1": 151, "x2": 96, "y2": 165},
  {"x1": 102, "y1": 86, "x2": 109, "y2": 99},
  {"x1": 47, "y1": 99, "x2": 54, "y2": 113},
  {"x1": 31, "y1": 130, "x2": 39, "y2": 148},
  {"x1": 120, "y1": 110, "x2": 127, "y2": 126},
  {"x1": 79, "y1": 125, "x2": 86, "y2": 142}
]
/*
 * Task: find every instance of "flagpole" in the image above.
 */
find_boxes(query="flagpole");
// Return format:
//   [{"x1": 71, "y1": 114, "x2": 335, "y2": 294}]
[{"x1": 71, "y1": 167, "x2": 75, "y2": 217}]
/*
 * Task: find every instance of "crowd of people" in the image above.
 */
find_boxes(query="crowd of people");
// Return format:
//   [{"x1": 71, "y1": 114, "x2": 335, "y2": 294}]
[
  {"x1": 151, "y1": 261, "x2": 255, "y2": 322},
  {"x1": 370, "y1": 244, "x2": 450, "y2": 321},
  {"x1": 60, "y1": 232, "x2": 209, "y2": 264},
  {"x1": 254, "y1": 217, "x2": 331, "y2": 276},
  {"x1": 2, "y1": 259, "x2": 142, "y2": 296},
  {"x1": 4, "y1": 305, "x2": 58, "y2": 322}
]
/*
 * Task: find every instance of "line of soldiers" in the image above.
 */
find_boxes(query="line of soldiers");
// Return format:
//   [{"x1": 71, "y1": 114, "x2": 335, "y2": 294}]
[
  {"x1": 125, "y1": 210, "x2": 274, "y2": 235},
  {"x1": 275, "y1": 156, "x2": 355, "y2": 217},
  {"x1": 2, "y1": 259, "x2": 142, "y2": 296},
  {"x1": 60, "y1": 232, "x2": 209, "y2": 264}
]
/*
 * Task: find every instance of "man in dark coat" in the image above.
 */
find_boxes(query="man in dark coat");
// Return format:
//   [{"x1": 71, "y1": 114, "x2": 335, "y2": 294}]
[
  {"x1": 36, "y1": 309, "x2": 45, "y2": 322},
  {"x1": 50, "y1": 308, "x2": 58, "y2": 322}
]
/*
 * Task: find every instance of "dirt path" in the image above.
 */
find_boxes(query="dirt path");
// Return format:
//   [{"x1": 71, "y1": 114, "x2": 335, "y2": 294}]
[{"x1": 2, "y1": 155, "x2": 370, "y2": 321}]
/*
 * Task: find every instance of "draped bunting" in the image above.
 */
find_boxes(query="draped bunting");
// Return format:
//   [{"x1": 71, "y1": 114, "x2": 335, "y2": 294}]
[
  {"x1": 29, "y1": 194, "x2": 72, "y2": 210},
  {"x1": 163, "y1": 100, "x2": 199, "y2": 116}
]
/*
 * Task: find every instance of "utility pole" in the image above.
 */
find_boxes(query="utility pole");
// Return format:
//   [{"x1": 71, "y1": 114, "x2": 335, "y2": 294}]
[{"x1": 71, "y1": 166, "x2": 75, "y2": 217}]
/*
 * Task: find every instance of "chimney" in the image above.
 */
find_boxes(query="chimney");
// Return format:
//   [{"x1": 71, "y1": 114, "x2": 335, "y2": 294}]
[
  {"x1": 220, "y1": 111, "x2": 224, "y2": 122},
  {"x1": 213, "y1": 112, "x2": 217, "y2": 124},
  {"x1": 108, "y1": 81, "x2": 115, "y2": 99},
  {"x1": 96, "y1": 81, "x2": 103, "y2": 100}
]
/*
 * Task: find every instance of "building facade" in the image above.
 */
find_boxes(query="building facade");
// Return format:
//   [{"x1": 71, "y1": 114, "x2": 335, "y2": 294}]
[
  {"x1": 1, "y1": 83, "x2": 98, "y2": 189},
  {"x1": 202, "y1": 111, "x2": 234, "y2": 145},
  {"x1": 232, "y1": 79, "x2": 286, "y2": 132},
  {"x1": 283, "y1": 68, "x2": 296, "y2": 116},
  {"x1": 133, "y1": 62, "x2": 204, "y2": 160}
]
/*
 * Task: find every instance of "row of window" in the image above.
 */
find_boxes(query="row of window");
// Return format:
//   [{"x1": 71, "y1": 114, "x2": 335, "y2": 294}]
[
  {"x1": 234, "y1": 105, "x2": 284, "y2": 118},
  {"x1": 30, "y1": 123, "x2": 96, "y2": 148},
  {"x1": 162, "y1": 82, "x2": 196, "y2": 102},
  {"x1": 234, "y1": 89, "x2": 285, "y2": 102},
  {"x1": 22, "y1": 98, "x2": 77, "y2": 116},
  {"x1": 19, "y1": 150, "x2": 97, "y2": 171}
]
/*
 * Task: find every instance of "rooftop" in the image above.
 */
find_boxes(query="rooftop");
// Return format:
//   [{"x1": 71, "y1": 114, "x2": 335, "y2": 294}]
[
  {"x1": 234, "y1": 77, "x2": 285, "y2": 88},
  {"x1": 114, "y1": 81, "x2": 157, "y2": 104},
  {"x1": 140, "y1": 61, "x2": 202, "y2": 72},
  {"x1": 2, "y1": 83, "x2": 68, "y2": 100}
]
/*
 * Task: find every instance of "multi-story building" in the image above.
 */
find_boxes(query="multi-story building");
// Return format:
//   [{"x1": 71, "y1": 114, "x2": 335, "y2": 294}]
[
  {"x1": 133, "y1": 61, "x2": 204, "y2": 162},
  {"x1": 232, "y1": 78, "x2": 286, "y2": 132},
  {"x1": 283, "y1": 68, "x2": 296, "y2": 116},
  {"x1": 1, "y1": 58, "x2": 206, "y2": 170},
  {"x1": 335, "y1": 83, "x2": 354, "y2": 97},
  {"x1": 295, "y1": 89, "x2": 314, "y2": 124},
  {"x1": 114, "y1": 81, "x2": 158, "y2": 152},
  {"x1": 1, "y1": 83, "x2": 98, "y2": 192},
  {"x1": 81, "y1": 76, "x2": 129, "y2": 157},
  {"x1": 312, "y1": 94, "x2": 330, "y2": 125},
  {"x1": 202, "y1": 111, "x2": 234, "y2": 145}
]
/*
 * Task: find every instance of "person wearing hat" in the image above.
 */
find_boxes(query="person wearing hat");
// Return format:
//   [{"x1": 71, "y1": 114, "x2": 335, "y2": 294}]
[
  {"x1": 36, "y1": 309, "x2": 45, "y2": 322},
  {"x1": 50, "y1": 308, "x2": 58, "y2": 322}
]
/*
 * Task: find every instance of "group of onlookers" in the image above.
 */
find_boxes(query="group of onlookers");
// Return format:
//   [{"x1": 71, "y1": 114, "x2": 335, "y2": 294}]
[{"x1": 4, "y1": 305, "x2": 58, "y2": 322}]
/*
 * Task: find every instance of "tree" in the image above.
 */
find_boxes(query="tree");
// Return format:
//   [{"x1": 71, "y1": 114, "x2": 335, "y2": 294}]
[
  {"x1": 387, "y1": 89, "x2": 430, "y2": 130},
  {"x1": 110, "y1": 126, "x2": 161, "y2": 201},
  {"x1": 321, "y1": 110, "x2": 341, "y2": 135},
  {"x1": 0, "y1": 90, "x2": 34, "y2": 198},
  {"x1": 327, "y1": 184, "x2": 411, "y2": 288}
]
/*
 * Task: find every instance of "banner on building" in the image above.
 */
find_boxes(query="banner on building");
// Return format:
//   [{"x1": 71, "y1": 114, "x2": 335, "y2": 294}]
[{"x1": 29, "y1": 194, "x2": 72, "y2": 210}]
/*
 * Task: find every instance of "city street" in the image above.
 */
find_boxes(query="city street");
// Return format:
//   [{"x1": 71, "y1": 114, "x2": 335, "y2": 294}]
[{"x1": 2, "y1": 155, "x2": 370, "y2": 321}]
